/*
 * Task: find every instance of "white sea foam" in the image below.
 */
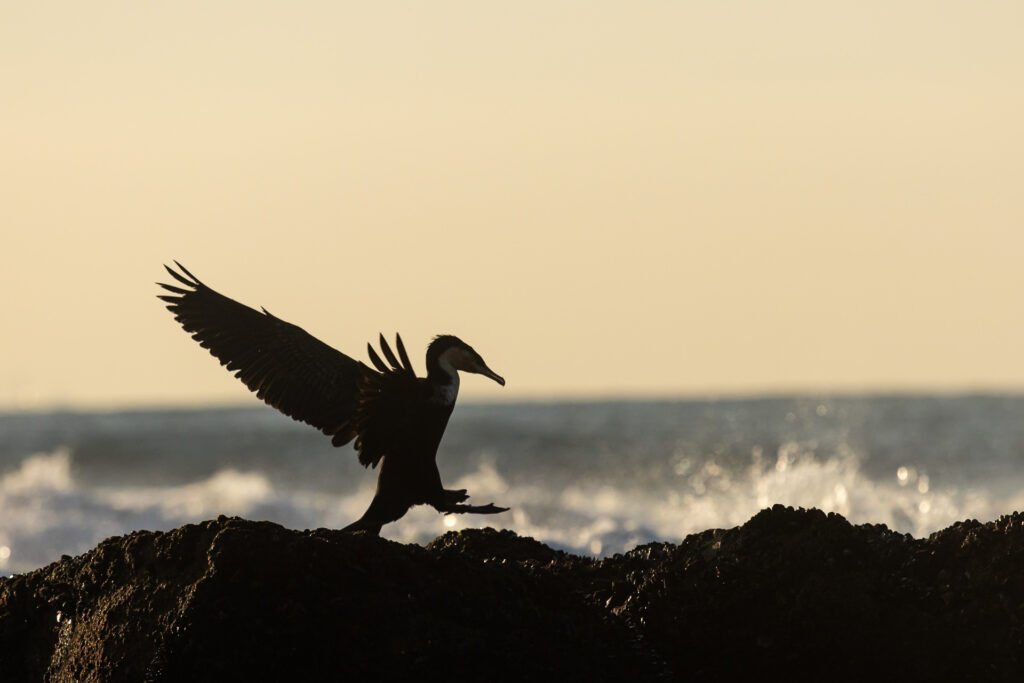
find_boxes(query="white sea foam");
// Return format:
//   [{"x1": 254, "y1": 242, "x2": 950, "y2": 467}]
[
  {"x1": 348, "y1": 442, "x2": 1024, "y2": 558},
  {"x1": 0, "y1": 449, "x2": 374, "y2": 573},
  {"x1": 3, "y1": 433, "x2": 1024, "y2": 574}
]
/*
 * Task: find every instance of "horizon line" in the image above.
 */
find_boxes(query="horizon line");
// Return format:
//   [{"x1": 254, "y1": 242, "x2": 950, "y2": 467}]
[{"x1": 5, "y1": 385, "x2": 1024, "y2": 415}]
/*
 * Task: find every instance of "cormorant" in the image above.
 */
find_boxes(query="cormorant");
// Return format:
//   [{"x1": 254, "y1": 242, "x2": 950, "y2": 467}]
[{"x1": 157, "y1": 262, "x2": 508, "y2": 534}]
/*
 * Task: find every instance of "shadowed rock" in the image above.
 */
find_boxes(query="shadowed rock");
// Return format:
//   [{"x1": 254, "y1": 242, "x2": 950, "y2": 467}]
[
  {"x1": 0, "y1": 518, "x2": 657, "y2": 682},
  {"x1": 4, "y1": 507, "x2": 1024, "y2": 681}
]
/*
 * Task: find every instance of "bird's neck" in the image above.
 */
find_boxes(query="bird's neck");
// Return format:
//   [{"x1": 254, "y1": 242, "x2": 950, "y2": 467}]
[{"x1": 428, "y1": 358, "x2": 460, "y2": 405}]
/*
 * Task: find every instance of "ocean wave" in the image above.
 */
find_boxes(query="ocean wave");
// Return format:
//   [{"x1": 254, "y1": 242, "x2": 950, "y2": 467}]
[
  {"x1": 0, "y1": 449, "x2": 372, "y2": 573},
  {"x1": 5, "y1": 441, "x2": 1024, "y2": 574},
  {"x1": 433, "y1": 441, "x2": 1024, "y2": 556}
]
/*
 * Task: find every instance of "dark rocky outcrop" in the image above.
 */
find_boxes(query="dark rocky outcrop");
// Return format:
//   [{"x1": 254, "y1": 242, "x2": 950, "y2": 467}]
[{"x1": 3, "y1": 506, "x2": 1024, "y2": 681}]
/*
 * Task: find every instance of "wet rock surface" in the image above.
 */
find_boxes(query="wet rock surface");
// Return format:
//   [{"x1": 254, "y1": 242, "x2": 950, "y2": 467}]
[{"x1": 3, "y1": 506, "x2": 1024, "y2": 681}]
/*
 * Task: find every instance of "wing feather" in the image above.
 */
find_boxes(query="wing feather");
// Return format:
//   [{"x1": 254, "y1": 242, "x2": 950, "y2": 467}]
[
  {"x1": 395, "y1": 333, "x2": 414, "y2": 374},
  {"x1": 366, "y1": 343, "x2": 389, "y2": 373},
  {"x1": 349, "y1": 368, "x2": 427, "y2": 468},
  {"x1": 158, "y1": 263, "x2": 371, "y2": 441},
  {"x1": 378, "y1": 333, "x2": 402, "y2": 370},
  {"x1": 347, "y1": 334, "x2": 436, "y2": 467}
]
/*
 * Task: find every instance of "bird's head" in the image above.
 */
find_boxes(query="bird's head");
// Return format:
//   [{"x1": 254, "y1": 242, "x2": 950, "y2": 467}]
[{"x1": 427, "y1": 335, "x2": 505, "y2": 386}]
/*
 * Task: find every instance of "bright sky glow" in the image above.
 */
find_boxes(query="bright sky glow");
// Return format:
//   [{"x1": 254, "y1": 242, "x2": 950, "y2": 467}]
[{"x1": 2, "y1": 2, "x2": 1023, "y2": 408}]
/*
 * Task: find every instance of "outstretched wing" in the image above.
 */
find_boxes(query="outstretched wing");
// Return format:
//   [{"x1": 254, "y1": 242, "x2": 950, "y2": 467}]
[
  {"x1": 158, "y1": 262, "x2": 368, "y2": 443},
  {"x1": 349, "y1": 334, "x2": 431, "y2": 468}
]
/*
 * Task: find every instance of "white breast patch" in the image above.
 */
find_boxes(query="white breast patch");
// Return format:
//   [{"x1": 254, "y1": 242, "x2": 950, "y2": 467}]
[{"x1": 433, "y1": 377, "x2": 460, "y2": 405}]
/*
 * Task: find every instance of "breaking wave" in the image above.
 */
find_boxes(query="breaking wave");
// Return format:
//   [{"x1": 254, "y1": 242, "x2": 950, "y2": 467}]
[{"x1": 4, "y1": 422, "x2": 1024, "y2": 574}]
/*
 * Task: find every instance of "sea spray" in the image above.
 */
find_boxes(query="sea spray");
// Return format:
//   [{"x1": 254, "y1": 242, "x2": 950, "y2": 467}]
[{"x1": 3, "y1": 395, "x2": 1024, "y2": 572}]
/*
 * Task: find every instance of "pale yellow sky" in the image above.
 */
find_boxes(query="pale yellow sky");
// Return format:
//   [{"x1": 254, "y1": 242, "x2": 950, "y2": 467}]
[{"x1": 2, "y1": 2, "x2": 1023, "y2": 409}]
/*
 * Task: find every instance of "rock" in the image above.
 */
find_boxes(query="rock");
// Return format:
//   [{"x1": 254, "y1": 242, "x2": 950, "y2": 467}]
[
  {"x1": 0, "y1": 518, "x2": 657, "y2": 682},
  {"x1": 3, "y1": 507, "x2": 1024, "y2": 681}
]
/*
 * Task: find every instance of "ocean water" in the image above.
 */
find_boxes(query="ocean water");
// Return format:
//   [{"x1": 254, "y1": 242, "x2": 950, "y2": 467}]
[{"x1": 2, "y1": 395, "x2": 1024, "y2": 574}]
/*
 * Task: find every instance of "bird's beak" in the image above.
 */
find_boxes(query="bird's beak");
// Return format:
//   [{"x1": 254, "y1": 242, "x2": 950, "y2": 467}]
[{"x1": 476, "y1": 362, "x2": 506, "y2": 387}]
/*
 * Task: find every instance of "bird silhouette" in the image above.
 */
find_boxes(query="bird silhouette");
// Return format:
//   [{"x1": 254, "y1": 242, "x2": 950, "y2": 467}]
[{"x1": 158, "y1": 262, "x2": 508, "y2": 534}]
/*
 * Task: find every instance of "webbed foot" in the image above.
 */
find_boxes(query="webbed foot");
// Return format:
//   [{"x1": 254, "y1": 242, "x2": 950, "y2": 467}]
[
  {"x1": 442, "y1": 502, "x2": 510, "y2": 516},
  {"x1": 443, "y1": 488, "x2": 470, "y2": 505}
]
